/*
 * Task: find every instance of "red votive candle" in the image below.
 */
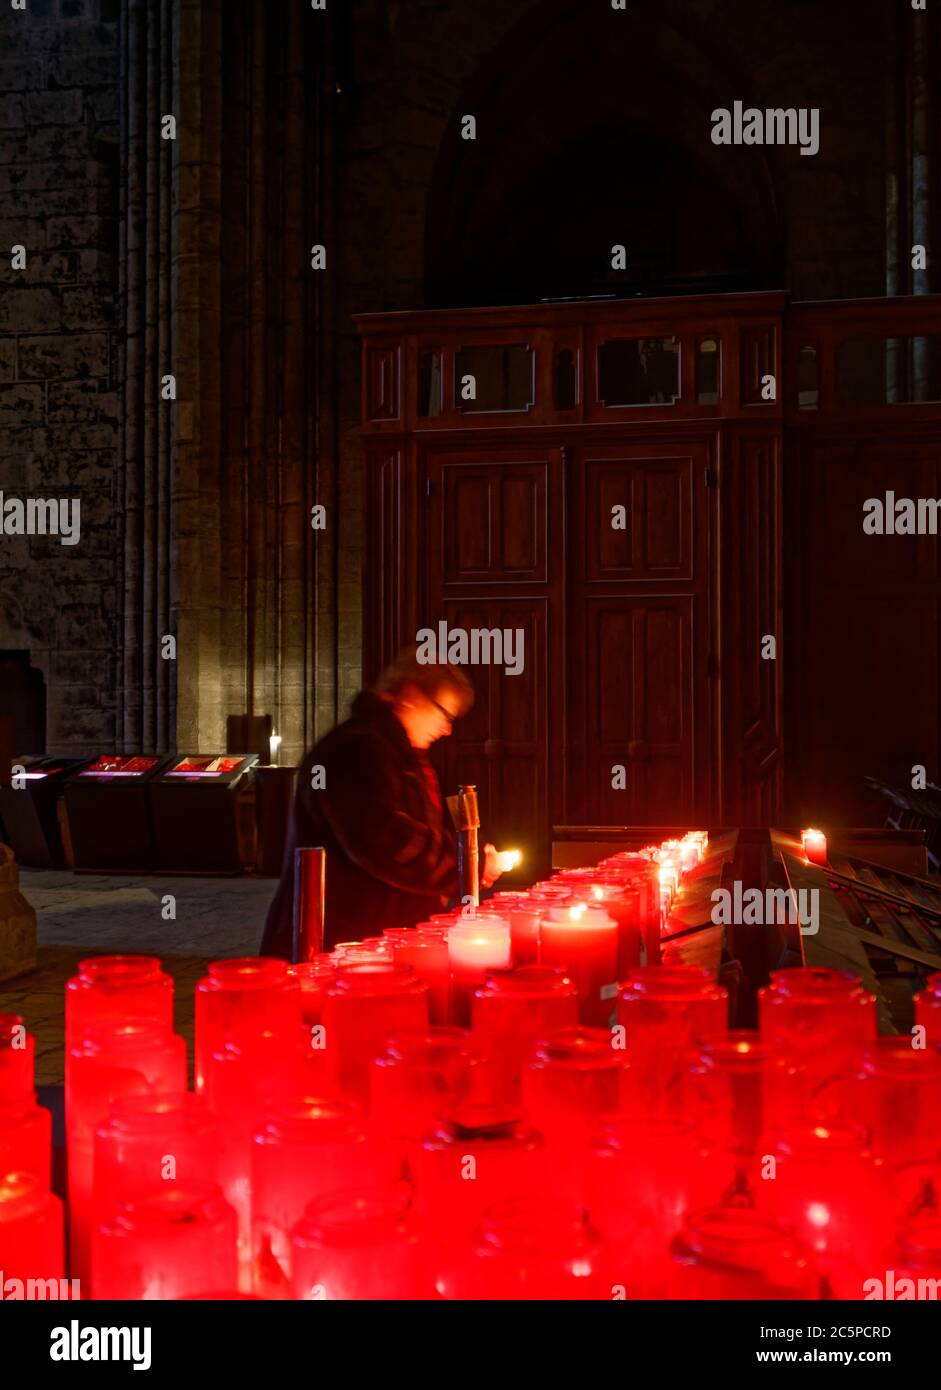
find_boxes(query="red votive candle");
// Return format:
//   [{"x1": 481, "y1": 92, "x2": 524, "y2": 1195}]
[
  {"x1": 390, "y1": 931, "x2": 451, "y2": 1025},
  {"x1": 0, "y1": 1016, "x2": 51, "y2": 1188},
  {"x1": 68, "y1": 1022, "x2": 187, "y2": 1287},
  {"x1": 290, "y1": 1186, "x2": 430, "y2": 1300},
  {"x1": 322, "y1": 963, "x2": 429, "y2": 1106},
  {"x1": 289, "y1": 958, "x2": 338, "y2": 1091},
  {"x1": 195, "y1": 957, "x2": 301, "y2": 1094},
  {"x1": 763, "y1": 1124, "x2": 891, "y2": 1299},
  {"x1": 590, "y1": 1114, "x2": 729, "y2": 1299},
  {"x1": 854, "y1": 1038, "x2": 941, "y2": 1168},
  {"x1": 65, "y1": 955, "x2": 174, "y2": 1078},
  {"x1": 489, "y1": 892, "x2": 542, "y2": 966},
  {"x1": 93, "y1": 1183, "x2": 238, "y2": 1300},
  {"x1": 539, "y1": 904, "x2": 618, "y2": 1026},
  {"x1": 617, "y1": 967, "x2": 728, "y2": 1119},
  {"x1": 414, "y1": 1104, "x2": 547, "y2": 1254},
  {"x1": 684, "y1": 1031, "x2": 784, "y2": 1175},
  {"x1": 666, "y1": 1207, "x2": 819, "y2": 1300},
  {"x1": 447, "y1": 919, "x2": 511, "y2": 1027},
  {"x1": 252, "y1": 1095, "x2": 393, "y2": 1298},
  {"x1": 0, "y1": 1172, "x2": 65, "y2": 1292},
  {"x1": 370, "y1": 1029, "x2": 481, "y2": 1154},
  {"x1": 758, "y1": 967, "x2": 876, "y2": 1127},
  {"x1": 471, "y1": 967, "x2": 579, "y2": 1104},
  {"x1": 522, "y1": 1027, "x2": 626, "y2": 1205},
  {"x1": 801, "y1": 827, "x2": 828, "y2": 865},
  {"x1": 914, "y1": 971, "x2": 941, "y2": 1046},
  {"x1": 93, "y1": 1091, "x2": 220, "y2": 1213},
  {"x1": 437, "y1": 1198, "x2": 607, "y2": 1300}
]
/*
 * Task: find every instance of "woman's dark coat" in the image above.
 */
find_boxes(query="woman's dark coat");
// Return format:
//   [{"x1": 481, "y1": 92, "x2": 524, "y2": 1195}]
[{"x1": 260, "y1": 691, "x2": 457, "y2": 957}]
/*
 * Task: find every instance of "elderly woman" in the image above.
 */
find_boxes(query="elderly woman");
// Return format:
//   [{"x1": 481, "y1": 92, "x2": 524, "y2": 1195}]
[{"x1": 260, "y1": 647, "x2": 502, "y2": 956}]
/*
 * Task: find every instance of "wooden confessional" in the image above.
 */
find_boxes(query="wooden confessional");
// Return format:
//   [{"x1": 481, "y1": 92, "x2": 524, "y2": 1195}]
[{"x1": 356, "y1": 292, "x2": 941, "y2": 874}]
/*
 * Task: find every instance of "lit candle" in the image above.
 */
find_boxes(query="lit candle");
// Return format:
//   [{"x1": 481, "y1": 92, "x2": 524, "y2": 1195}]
[
  {"x1": 269, "y1": 733, "x2": 282, "y2": 766},
  {"x1": 539, "y1": 904, "x2": 619, "y2": 1027},
  {"x1": 447, "y1": 919, "x2": 511, "y2": 1027},
  {"x1": 495, "y1": 849, "x2": 522, "y2": 874},
  {"x1": 801, "y1": 828, "x2": 827, "y2": 865}
]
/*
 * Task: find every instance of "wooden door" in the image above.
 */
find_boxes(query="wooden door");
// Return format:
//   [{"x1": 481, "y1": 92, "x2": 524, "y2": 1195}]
[
  {"x1": 423, "y1": 445, "x2": 564, "y2": 875},
  {"x1": 566, "y1": 439, "x2": 716, "y2": 825}
]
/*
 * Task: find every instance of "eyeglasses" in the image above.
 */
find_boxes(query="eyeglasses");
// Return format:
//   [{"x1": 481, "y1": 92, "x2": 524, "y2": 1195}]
[{"x1": 428, "y1": 695, "x2": 458, "y2": 726}]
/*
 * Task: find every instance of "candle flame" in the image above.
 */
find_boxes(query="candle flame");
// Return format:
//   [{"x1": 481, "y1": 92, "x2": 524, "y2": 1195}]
[
  {"x1": 568, "y1": 903, "x2": 586, "y2": 921},
  {"x1": 496, "y1": 849, "x2": 522, "y2": 873}
]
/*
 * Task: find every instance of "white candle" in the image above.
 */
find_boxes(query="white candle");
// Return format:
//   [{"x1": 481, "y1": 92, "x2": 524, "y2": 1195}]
[
  {"x1": 447, "y1": 918, "x2": 511, "y2": 1026},
  {"x1": 269, "y1": 733, "x2": 282, "y2": 766}
]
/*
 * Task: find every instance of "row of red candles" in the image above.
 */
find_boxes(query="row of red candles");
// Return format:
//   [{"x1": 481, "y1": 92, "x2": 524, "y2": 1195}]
[{"x1": 2, "y1": 831, "x2": 941, "y2": 1299}]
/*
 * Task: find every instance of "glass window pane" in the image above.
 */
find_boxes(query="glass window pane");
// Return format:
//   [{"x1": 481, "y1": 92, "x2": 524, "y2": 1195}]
[
  {"x1": 455, "y1": 345, "x2": 535, "y2": 413},
  {"x1": 598, "y1": 336, "x2": 680, "y2": 407}
]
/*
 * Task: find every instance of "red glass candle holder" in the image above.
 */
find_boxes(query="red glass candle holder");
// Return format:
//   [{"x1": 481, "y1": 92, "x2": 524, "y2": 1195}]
[
  {"x1": 195, "y1": 957, "x2": 301, "y2": 1095},
  {"x1": 0, "y1": 1172, "x2": 65, "y2": 1291},
  {"x1": 590, "y1": 1114, "x2": 731, "y2": 1298},
  {"x1": 763, "y1": 1124, "x2": 891, "y2": 1298},
  {"x1": 471, "y1": 967, "x2": 579, "y2": 1104},
  {"x1": 437, "y1": 1198, "x2": 606, "y2": 1300},
  {"x1": 390, "y1": 931, "x2": 451, "y2": 1025},
  {"x1": 290, "y1": 1186, "x2": 430, "y2": 1300},
  {"x1": 893, "y1": 1219, "x2": 941, "y2": 1288},
  {"x1": 67, "y1": 1023, "x2": 188, "y2": 1287},
  {"x1": 93, "y1": 1183, "x2": 238, "y2": 1300},
  {"x1": 0, "y1": 1016, "x2": 51, "y2": 1188},
  {"x1": 758, "y1": 967, "x2": 876, "y2": 1127},
  {"x1": 914, "y1": 971, "x2": 941, "y2": 1046},
  {"x1": 684, "y1": 1031, "x2": 784, "y2": 1171},
  {"x1": 801, "y1": 828, "x2": 828, "y2": 865},
  {"x1": 322, "y1": 963, "x2": 429, "y2": 1106},
  {"x1": 288, "y1": 958, "x2": 338, "y2": 1090},
  {"x1": 666, "y1": 1207, "x2": 819, "y2": 1300},
  {"x1": 370, "y1": 1029, "x2": 482, "y2": 1152},
  {"x1": 251, "y1": 1095, "x2": 393, "y2": 1298},
  {"x1": 539, "y1": 905, "x2": 619, "y2": 1027},
  {"x1": 414, "y1": 1104, "x2": 547, "y2": 1252},
  {"x1": 617, "y1": 967, "x2": 728, "y2": 1118},
  {"x1": 94, "y1": 1091, "x2": 220, "y2": 1212},
  {"x1": 855, "y1": 1038, "x2": 941, "y2": 1168},
  {"x1": 65, "y1": 956, "x2": 174, "y2": 1069},
  {"x1": 447, "y1": 920, "x2": 511, "y2": 1027}
]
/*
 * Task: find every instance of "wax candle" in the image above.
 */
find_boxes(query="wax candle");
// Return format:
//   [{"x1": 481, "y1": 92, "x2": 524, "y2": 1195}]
[
  {"x1": 684, "y1": 1032, "x2": 785, "y2": 1181},
  {"x1": 539, "y1": 904, "x2": 618, "y2": 1027},
  {"x1": 763, "y1": 1124, "x2": 891, "y2": 1298},
  {"x1": 447, "y1": 919, "x2": 511, "y2": 1026},
  {"x1": 322, "y1": 963, "x2": 429, "y2": 1105},
  {"x1": 757, "y1": 967, "x2": 876, "y2": 1127},
  {"x1": 801, "y1": 827, "x2": 828, "y2": 865},
  {"x1": 195, "y1": 957, "x2": 301, "y2": 1095},
  {"x1": 854, "y1": 1038, "x2": 941, "y2": 1168},
  {"x1": 290, "y1": 1187, "x2": 431, "y2": 1300},
  {"x1": 666, "y1": 1207, "x2": 819, "y2": 1300},
  {"x1": 68, "y1": 1022, "x2": 187, "y2": 1287},
  {"x1": 93, "y1": 1092, "x2": 220, "y2": 1213},
  {"x1": 93, "y1": 1184, "x2": 239, "y2": 1300},
  {"x1": 0, "y1": 1172, "x2": 65, "y2": 1292},
  {"x1": 471, "y1": 967, "x2": 579, "y2": 1104},
  {"x1": 390, "y1": 930, "x2": 451, "y2": 1025},
  {"x1": 414, "y1": 1104, "x2": 548, "y2": 1259},
  {"x1": 65, "y1": 956, "x2": 174, "y2": 1081},
  {"x1": 522, "y1": 1027, "x2": 627, "y2": 1205},
  {"x1": 589, "y1": 1114, "x2": 731, "y2": 1299},
  {"x1": 617, "y1": 967, "x2": 728, "y2": 1119},
  {"x1": 251, "y1": 1095, "x2": 393, "y2": 1298},
  {"x1": 370, "y1": 1029, "x2": 482, "y2": 1155},
  {"x1": 914, "y1": 971, "x2": 941, "y2": 1046},
  {"x1": 572, "y1": 880, "x2": 642, "y2": 977},
  {"x1": 0, "y1": 1015, "x2": 52, "y2": 1188},
  {"x1": 437, "y1": 1198, "x2": 606, "y2": 1300}
]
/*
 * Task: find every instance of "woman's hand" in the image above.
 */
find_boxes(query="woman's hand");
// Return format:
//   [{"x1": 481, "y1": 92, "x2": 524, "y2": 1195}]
[{"x1": 481, "y1": 842, "x2": 503, "y2": 889}]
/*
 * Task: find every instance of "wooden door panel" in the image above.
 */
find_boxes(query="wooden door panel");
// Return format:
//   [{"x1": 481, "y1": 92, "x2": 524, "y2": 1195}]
[
  {"x1": 440, "y1": 459, "x2": 547, "y2": 583},
  {"x1": 586, "y1": 452, "x2": 694, "y2": 582}
]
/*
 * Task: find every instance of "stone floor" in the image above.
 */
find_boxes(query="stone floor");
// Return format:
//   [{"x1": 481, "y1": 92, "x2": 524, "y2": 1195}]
[{"x1": 0, "y1": 869, "x2": 278, "y2": 1086}]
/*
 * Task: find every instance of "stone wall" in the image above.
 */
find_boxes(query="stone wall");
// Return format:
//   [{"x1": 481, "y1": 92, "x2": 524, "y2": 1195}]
[{"x1": 0, "y1": 0, "x2": 120, "y2": 753}]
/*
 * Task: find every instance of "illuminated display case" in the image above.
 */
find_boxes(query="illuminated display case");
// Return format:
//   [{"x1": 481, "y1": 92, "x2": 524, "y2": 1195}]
[
  {"x1": 63, "y1": 755, "x2": 171, "y2": 872},
  {"x1": 150, "y1": 753, "x2": 259, "y2": 873},
  {"x1": 0, "y1": 756, "x2": 91, "y2": 868}
]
